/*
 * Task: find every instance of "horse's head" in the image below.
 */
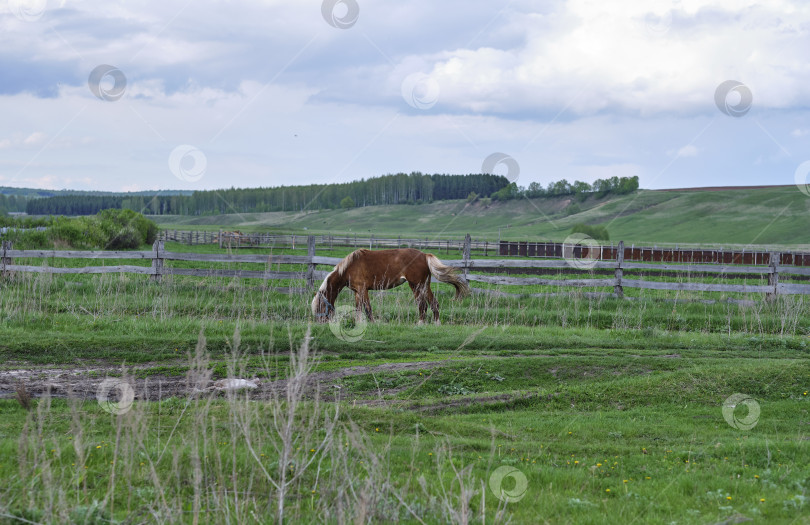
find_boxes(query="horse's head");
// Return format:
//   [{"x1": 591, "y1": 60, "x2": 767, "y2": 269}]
[
  {"x1": 311, "y1": 271, "x2": 338, "y2": 322},
  {"x1": 311, "y1": 290, "x2": 335, "y2": 322}
]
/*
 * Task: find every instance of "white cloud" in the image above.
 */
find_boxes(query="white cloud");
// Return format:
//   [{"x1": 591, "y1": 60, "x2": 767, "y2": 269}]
[
  {"x1": 675, "y1": 144, "x2": 699, "y2": 157},
  {"x1": 1, "y1": 0, "x2": 808, "y2": 193},
  {"x1": 23, "y1": 131, "x2": 47, "y2": 145},
  {"x1": 405, "y1": 0, "x2": 810, "y2": 116}
]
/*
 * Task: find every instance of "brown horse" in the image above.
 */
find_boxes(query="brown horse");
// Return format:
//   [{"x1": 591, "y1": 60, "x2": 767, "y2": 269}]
[{"x1": 311, "y1": 248, "x2": 470, "y2": 324}]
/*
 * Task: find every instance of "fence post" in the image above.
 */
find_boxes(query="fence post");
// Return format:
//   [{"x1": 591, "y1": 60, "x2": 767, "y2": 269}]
[
  {"x1": 767, "y1": 252, "x2": 779, "y2": 301},
  {"x1": 306, "y1": 235, "x2": 316, "y2": 289},
  {"x1": 614, "y1": 240, "x2": 624, "y2": 299},
  {"x1": 463, "y1": 234, "x2": 471, "y2": 278},
  {"x1": 151, "y1": 239, "x2": 164, "y2": 283},
  {"x1": 1, "y1": 241, "x2": 11, "y2": 277}
]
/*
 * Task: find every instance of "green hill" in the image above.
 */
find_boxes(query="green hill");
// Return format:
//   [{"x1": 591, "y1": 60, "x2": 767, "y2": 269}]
[{"x1": 151, "y1": 186, "x2": 810, "y2": 248}]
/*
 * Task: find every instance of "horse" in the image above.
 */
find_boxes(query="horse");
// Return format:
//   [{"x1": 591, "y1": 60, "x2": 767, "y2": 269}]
[{"x1": 311, "y1": 248, "x2": 470, "y2": 325}]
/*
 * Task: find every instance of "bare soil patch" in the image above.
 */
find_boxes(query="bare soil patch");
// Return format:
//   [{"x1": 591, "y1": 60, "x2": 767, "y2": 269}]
[{"x1": 0, "y1": 360, "x2": 449, "y2": 402}]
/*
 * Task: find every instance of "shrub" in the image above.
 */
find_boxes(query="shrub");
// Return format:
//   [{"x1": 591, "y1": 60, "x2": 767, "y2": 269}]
[
  {"x1": 5, "y1": 210, "x2": 159, "y2": 250},
  {"x1": 98, "y1": 209, "x2": 159, "y2": 247},
  {"x1": 49, "y1": 216, "x2": 106, "y2": 249},
  {"x1": 1, "y1": 229, "x2": 50, "y2": 249},
  {"x1": 571, "y1": 223, "x2": 610, "y2": 241},
  {"x1": 107, "y1": 225, "x2": 143, "y2": 249}
]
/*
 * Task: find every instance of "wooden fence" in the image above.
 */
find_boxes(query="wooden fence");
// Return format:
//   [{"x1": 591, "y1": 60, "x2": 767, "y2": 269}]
[
  {"x1": 158, "y1": 230, "x2": 810, "y2": 267},
  {"x1": 4, "y1": 237, "x2": 810, "y2": 300},
  {"x1": 159, "y1": 230, "x2": 502, "y2": 255},
  {"x1": 497, "y1": 241, "x2": 810, "y2": 266}
]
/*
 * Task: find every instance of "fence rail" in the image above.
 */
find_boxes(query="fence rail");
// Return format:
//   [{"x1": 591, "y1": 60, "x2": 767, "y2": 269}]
[
  {"x1": 3, "y1": 238, "x2": 810, "y2": 299},
  {"x1": 158, "y1": 229, "x2": 810, "y2": 267},
  {"x1": 159, "y1": 229, "x2": 502, "y2": 255}
]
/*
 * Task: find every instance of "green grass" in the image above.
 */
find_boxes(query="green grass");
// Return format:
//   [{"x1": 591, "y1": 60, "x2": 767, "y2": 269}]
[
  {"x1": 1, "y1": 349, "x2": 808, "y2": 524},
  {"x1": 2, "y1": 233, "x2": 810, "y2": 523},
  {"x1": 151, "y1": 186, "x2": 810, "y2": 248}
]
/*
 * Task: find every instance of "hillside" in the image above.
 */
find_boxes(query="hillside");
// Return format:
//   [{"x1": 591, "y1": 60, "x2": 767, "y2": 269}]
[{"x1": 151, "y1": 186, "x2": 810, "y2": 248}]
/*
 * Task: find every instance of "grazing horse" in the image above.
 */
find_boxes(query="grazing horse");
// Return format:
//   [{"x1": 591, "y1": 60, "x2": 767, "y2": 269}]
[{"x1": 311, "y1": 248, "x2": 470, "y2": 324}]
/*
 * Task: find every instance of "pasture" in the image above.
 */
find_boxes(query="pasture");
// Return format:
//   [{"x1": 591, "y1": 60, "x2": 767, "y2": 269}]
[
  {"x1": 151, "y1": 186, "x2": 810, "y2": 248},
  {"x1": 1, "y1": 240, "x2": 809, "y2": 524}
]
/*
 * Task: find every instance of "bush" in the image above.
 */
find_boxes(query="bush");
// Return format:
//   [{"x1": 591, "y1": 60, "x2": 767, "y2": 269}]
[
  {"x1": 49, "y1": 216, "x2": 106, "y2": 249},
  {"x1": 571, "y1": 223, "x2": 610, "y2": 241},
  {"x1": 1, "y1": 229, "x2": 50, "y2": 249},
  {"x1": 107, "y1": 226, "x2": 142, "y2": 249},
  {"x1": 5, "y1": 210, "x2": 159, "y2": 250},
  {"x1": 97, "y1": 209, "x2": 159, "y2": 247},
  {"x1": 492, "y1": 183, "x2": 518, "y2": 201}
]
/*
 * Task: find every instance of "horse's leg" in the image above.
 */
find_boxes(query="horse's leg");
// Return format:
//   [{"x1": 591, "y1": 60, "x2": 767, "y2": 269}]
[
  {"x1": 356, "y1": 288, "x2": 373, "y2": 322},
  {"x1": 353, "y1": 291, "x2": 362, "y2": 322},
  {"x1": 423, "y1": 284, "x2": 441, "y2": 325},
  {"x1": 409, "y1": 282, "x2": 428, "y2": 324}
]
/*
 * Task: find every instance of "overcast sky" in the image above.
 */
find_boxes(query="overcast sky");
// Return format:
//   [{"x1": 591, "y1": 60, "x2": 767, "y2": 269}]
[{"x1": 1, "y1": 0, "x2": 809, "y2": 193}]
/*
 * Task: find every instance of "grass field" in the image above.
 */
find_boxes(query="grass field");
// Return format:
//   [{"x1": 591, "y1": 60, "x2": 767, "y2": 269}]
[
  {"x1": 1, "y1": 238, "x2": 809, "y2": 523},
  {"x1": 151, "y1": 186, "x2": 810, "y2": 248}
]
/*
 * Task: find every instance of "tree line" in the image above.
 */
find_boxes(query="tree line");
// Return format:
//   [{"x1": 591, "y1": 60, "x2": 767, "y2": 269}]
[
  {"x1": 22, "y1": 173, "x2": 640, "y2": 216},
  {"x1": 490, "y1": 176, "x2": 639, "y2": 201},
  {"x1": 26, "y1": 173, "x2": 510, "y2": 215},
  {"x1": 0, "y1": 193, "x2": 29, "y2": 214},
  {"x1": 25, "y1": 195, "x2": 127, "y2": 216}
]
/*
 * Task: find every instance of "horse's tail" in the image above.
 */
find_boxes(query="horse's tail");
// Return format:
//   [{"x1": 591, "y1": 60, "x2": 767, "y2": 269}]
[{"x1": 425, "y1": 254, "x2": 470, "y2": 299}]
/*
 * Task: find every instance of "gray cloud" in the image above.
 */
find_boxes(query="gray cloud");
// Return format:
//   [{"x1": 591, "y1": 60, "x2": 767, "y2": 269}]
[{"x1": 0, "y1": 0, "x2": 808, "y2": 193}]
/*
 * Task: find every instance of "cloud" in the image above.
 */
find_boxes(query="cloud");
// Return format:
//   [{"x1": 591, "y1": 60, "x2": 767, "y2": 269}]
[
  {"x1": 0, "y1": 0, "x2": 808, "y2": 193},
  {"x1": 409, "y1": 1, "x2": 810, "y2": 117},
  {"x1": 23, "y1": 131, "x2": 47, "y2": 145},
  {"x1": 674, "y1": 144, "x2": 699, "y2": 157}
]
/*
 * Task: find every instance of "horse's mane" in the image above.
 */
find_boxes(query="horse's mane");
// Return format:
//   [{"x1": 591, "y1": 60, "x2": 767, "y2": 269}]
[{"x1": 335, "y1": 249, "x2": 369, "y2": 276}]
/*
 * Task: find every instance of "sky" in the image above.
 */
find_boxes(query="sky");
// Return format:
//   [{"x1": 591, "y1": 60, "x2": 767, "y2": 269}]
[{"x1": 0, "y1": 0, "x2": 809, "y2": 193}]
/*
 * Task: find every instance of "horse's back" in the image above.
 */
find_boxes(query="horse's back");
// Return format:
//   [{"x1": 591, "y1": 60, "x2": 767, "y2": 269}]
[{"x1": 345, "y1": 248, "x2": 428, "y2": 286}]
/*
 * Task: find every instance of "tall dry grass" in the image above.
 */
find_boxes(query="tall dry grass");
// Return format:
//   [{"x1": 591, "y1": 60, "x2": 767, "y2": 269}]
[{"x1": 2, "y1": 326, "x2": 512, "y2": 524}]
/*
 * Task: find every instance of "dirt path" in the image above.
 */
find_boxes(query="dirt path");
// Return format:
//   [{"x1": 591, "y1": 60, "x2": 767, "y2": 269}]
[
  {"x1": 0, "y1": 360, "x2": 449, "y2": 402},
  {"x1": 1, "y1": 352, "x2": 685, "y2": 406}
]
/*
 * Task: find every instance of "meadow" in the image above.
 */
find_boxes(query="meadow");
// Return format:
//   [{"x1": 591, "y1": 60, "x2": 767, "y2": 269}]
[
  {"x1": 151, "y1": 186, "x2": 810, "y2": 248},
  {"x1": 1, "y1": 239, "x2": 809, "y2": 524}
]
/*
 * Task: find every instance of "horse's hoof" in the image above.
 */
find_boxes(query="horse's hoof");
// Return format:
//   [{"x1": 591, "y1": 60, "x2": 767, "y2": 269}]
[
  {"x1": 416, "y1": 320, "x2": 424, "y2": 326},
  {"x1": 434, "y1": 320, "x2": 441, "y2": 326}
]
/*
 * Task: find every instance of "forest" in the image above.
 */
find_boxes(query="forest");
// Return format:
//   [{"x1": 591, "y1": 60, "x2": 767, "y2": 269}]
[
  {"x1": 25, "y1": 173, "x2": 508, "y2": 215},
  {"x1": 0, "y1": 193, "x2": 29, "y2": 214},
  {"x1": 20, "y1": 173, "x2": 640, "y2": 216}
]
